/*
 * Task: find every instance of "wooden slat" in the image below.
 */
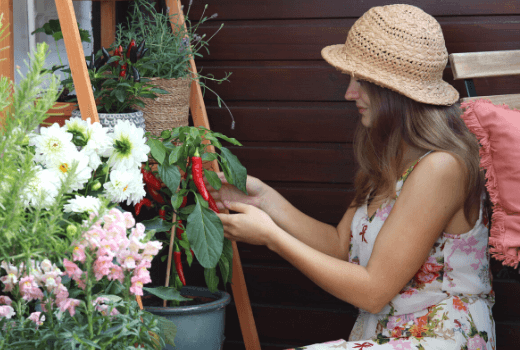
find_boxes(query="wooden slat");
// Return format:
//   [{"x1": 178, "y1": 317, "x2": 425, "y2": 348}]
[
  {"x1": 207, "y1": 101, "x2": 358, "y2": 143},
  {"x1": 195, "y1": 16, "x2": 520, "y2": 61},
  {"x1": 180, "y1": 0, "x2": 520, "y2": 20},
  {"x1": 193, "y1": 62, "x2": 520, "y2": 103},
  {"x1": 449, "y1": 50, "x2": 520, "y2": 80},
  {"x1": 228, "y1": 142, "x2": 356, "y2": 183},
  {"x1": 461, "y1": 94, "x2": 520, "y2": 110},
  {"x1": 55, "y1": 0, "x2": 99, "y2": 123},
  {"x1": 100, "y1": 1, "x2": 116, "y2": 49},
  {"x1": 0, "y1": 0, "x2": 13, "y2": 83}
]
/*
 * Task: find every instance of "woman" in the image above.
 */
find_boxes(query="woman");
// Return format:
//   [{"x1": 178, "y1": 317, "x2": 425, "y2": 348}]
[{"x1": 207, "y1": 4, "x2": 495, "y2": 349}]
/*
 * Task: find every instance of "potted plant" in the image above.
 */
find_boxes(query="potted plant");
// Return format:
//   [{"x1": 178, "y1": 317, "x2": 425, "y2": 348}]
[
  {"x1": 115, "y1": 0, "x2": 235, "y2": 136},
  {"x1": 31, "y1": 19, "x2": 92, "y2": 126},
  {"x1": 65, "y1": 42, "x2": 169, "y2": 133},
  {"x1": 135, "y1": 126, "x2": 247, "y2": 350},
  {"x1": 0, "y1": 38, "x2": 168, "y2": 349}
]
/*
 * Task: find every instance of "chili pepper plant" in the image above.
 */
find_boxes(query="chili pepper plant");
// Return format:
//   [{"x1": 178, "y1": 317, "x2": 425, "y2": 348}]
[
  {"x1": 139, "y1": 126, "x2": 247, "y2": 303},
  {"x1": 62, "y1": 40, "x2": 168, "y2": 114}
]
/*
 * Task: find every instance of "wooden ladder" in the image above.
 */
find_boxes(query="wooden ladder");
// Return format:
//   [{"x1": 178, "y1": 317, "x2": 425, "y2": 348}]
[{"x1": 0, "y1": 1, "x2": 261, "y2": 349}]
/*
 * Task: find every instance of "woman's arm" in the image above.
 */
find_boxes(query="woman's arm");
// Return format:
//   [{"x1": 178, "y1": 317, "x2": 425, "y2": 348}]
[
  {"x1": 260, "y1": 186, "x2": 355, "y2": 261},
  {"x1": 266, "y1": 152, "x2": 467, "y2": 313}
]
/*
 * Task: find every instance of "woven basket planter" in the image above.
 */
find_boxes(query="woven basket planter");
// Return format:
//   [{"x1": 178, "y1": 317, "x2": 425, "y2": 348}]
[{"x1": 137, "y1": 77, "x2": 191, "y2": 137}]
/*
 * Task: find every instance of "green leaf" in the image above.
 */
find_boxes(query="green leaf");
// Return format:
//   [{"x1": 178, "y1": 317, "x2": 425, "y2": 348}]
[
  {"x1": 161, "y1": 130, "x2": 172, "y2": 139},
  {"x1": 222, "y1": 238, "x2": 233, "y2": 282},
  {"x1": 212, "y1": 132, "x2": 242, "y2": 146},
  {"x1": 203, "y1": 169, "x2": 222, "y2": 191},
  {"x1": 204, "y1": 267, "x2": 219, "y2": 293},
  {"x1": 114, "y1": 89, "x2": 126, "y2": 103},
  {"x1": 170, "y1": 192, "x2": 184, "y2": 210},
  {"x1": 141, "y1": 217, "x2": 174, "y2": 233},
  {"x1": 151, "y1": 88, "x2": 170, "y2": 95},
  {"x1": 148, "y1": 139, "x2": 167, "y2": 164},
  {"x1": 158, "y1": 163, "x2": 181, "y2": 193},
  {"x1": 219, "y1": 147, "x2": 248, "y2": 195},
  {"x1": 168, "y1": 146, "x2": 183, "y2": 165},
  {"x1": 97, "y1": 294, "x2": 122, "y2": 303},
  {"x1": 186, "y1": 200, "x2": 224, "y2": 269},
  {"x1": 106, "y1": 56, "x2": 120, "y2": 65},
  {"x1": 201, "y1": 152, "x2": 218, "y2": 162},
  {"x1": 218, "y1": 255, "x2": 230, "y2": 288},
  {"x1": 143, "y1": 287, "x2": 191, "y2": 301},
  {"x1": 155, "y1": 315, "x2": 177, "y2": 346},
  {"x1": 52, "y1": 32, "x2": 64, "y2": 41},
  {"x1": 78, "y1": 28, "x2": 92, "y2": 43}
]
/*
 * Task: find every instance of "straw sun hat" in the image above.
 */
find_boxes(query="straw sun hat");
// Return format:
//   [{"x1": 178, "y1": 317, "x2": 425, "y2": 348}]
[{"x1": 321, "y1": 4, "x2": 459, "y2": 105}]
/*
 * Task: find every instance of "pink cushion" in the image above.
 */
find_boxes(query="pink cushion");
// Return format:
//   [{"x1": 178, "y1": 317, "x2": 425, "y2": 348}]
[{"x1": 461, "y1": 99, "x2": 520, "y2": 267}]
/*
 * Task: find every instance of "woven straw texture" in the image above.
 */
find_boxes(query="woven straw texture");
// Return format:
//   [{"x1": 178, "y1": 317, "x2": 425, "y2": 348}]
[
  {"x1": 137, "y1": 77, "x2": 191, "y2": 136},
  {"x1": 321, "y1": 4, "x2": 459, "y2": 105}
]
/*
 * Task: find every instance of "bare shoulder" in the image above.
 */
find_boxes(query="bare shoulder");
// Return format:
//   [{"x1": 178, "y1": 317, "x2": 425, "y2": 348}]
[{"x1": 414, "y1": 151, "x2": 467, "y2": 183}]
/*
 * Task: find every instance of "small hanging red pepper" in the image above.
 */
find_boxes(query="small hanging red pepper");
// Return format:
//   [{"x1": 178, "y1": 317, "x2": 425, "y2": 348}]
[
  {"x1": 134, "y1": 198, "x2": 152, "y2": 216},
  {"x1": 111, "y1": 45, "x2": 123, "y2": 67},
  {"x1": 126, "y1": 39, "x2": 136, "y2": 58},
  {"x1": 176, "y1": 220, "x2": 184, "y2": 240},
  {"x1": 191, "y1": 149, "x2": 220, "y2": 214},
  {"x1": 119, "y1": 65, "x2": 127, "y2": 78},
  {"x1": 141, "y1": 167, "x2": 162, "y2": 191},
  {"x1": 159, "y1": 208, "x2": 167, "y2": 220},
  {"x1": 174, "y1": 243, "x2": 186, "y2": 286},
  {"x1": 147, "y1": 185, "x2": 165, "y2": 204}
]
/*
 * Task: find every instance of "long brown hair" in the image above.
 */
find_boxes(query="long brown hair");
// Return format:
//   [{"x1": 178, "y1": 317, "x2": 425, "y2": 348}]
[{"x1": 350, "y1": 80, "x2": 486, "y2": 224}]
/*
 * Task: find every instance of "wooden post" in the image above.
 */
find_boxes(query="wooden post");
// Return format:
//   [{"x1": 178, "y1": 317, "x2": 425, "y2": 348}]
[
  {"x1": 0, "y1": 0, "x2": 14, "y2": 123},
  {"x1": 100, "y1": 0, "x2": 116, "y2": 50},
  {"x1": 54, "y1": 0, "x2": 99, "y2": 123},
  {"x1": 0, "y1": 0, "x2": 13, "y2": 82},
  {"x1": 165, "y1": 1, "x2": 262, "y2": 349}
]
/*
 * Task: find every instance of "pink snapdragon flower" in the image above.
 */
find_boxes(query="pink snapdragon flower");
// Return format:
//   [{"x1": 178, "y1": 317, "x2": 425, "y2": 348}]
[
  {"x1": 118, "y1": 251, "x2": 140, "y2": 270},
  {"x1": 63, "y1": 259, "x2": 86, "y2": 289},
  {"x1": 53, "y1": 283, "x2": 69, "y2": 307},
  {"x1": 142, "y1": 241, "x2": 163, "y2": 257},
  {"x1": 108, "y1": 265, "x2": 124, "y2": 283},
  {"x1": 0, "y1": 305, "x2": 15, "y2": 319},
  {"x1": 0, "y1": 261, "x2": 20, "y2": 292},
  {"x1": 19, "y1": 276, "x2": 44, "y2": 301},
  {"x1": 130, "y1": 223, "x2": 146, "y2": 240},
  {"x1": 93, "y1": 255, "x2": 114, "y2": 280},
  {"x1": 0, "y1": 296, "x2": 12, "y2": 305},
  {"x1": 28, "y1": 312, "x2": 45, "y2": 328},
  {"x1": 72, "y1": 245, "x2": 86, "y2": 263},
  {"x1": 123, "y1": 211, "x2": 136, "y2": 229},
  {"x1": 58, "y1": 298, "x2": 81, "y2": 317}
]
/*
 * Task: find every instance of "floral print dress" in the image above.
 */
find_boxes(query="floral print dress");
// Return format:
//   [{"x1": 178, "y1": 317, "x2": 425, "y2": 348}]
[{"x1": 289, "y1": 151, "x2": 496, "y2": 350}]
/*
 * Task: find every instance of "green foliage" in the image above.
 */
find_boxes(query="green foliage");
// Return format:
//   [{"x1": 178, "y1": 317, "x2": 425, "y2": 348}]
[
  {"x1": 31, "y1": 19, "x2": 92, "y2": 80},
  {"x1": 0, "y1": 41, "x2": 86, "y2": 266}
]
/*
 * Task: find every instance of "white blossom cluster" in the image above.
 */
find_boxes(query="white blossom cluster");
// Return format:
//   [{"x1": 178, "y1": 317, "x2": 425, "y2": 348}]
[{"x1": 26, "y1": 118, "x2": 150, "y2": 210}]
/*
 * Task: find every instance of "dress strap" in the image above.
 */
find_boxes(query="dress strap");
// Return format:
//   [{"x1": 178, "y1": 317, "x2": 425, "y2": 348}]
[{"x1": 398, "y1": 150, "x2": 434, "y2": 182}]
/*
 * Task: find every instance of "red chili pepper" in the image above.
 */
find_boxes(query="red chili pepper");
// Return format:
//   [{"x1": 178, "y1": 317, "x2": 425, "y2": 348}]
[
  {"x1": 134, "y1": 198, "x2": 152, "y2": 216},
  {"x1": 180, "y1": 196, "x2": 187, "y2": 208},
  {"x1": 174, "y1": 244, "x2": 186, "y2": 286},
  {"x1": 141, "y1": 167, "x2": 162, "y2": 191},
  {"x1": 112, "y1": 45, "x2": 123, "y2": 67},
  {"x1": 147, "y1": 185, "x2": 165, "y2": 204},
  {"x1": 159, "y1": 209, "x2": 166, "y2": 220},
  {"x1": 191, "y1": 150, "x2": 220, "y2": 214},
  {"x1": 126, "y1": 39, "x2": 136, "y2": 58},
  {"x1": 119, "y1": 65, "x2": 127, "y2": 78},
  {"x1": 176, "y1": 220, "x2": 183, "y2": 240}
]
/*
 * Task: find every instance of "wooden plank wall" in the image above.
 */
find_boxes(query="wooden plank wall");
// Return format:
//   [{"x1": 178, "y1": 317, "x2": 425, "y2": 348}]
[{"x1": 151, "y1": 1, "x2": 520, "y2": 349}]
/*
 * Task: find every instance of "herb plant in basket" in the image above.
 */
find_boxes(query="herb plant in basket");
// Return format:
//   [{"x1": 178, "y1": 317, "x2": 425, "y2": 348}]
[{"x1": 115, "y1": 0, "x2": 235, "y2": 136}]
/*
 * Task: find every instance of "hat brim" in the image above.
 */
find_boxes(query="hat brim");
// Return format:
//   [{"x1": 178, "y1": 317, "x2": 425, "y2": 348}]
[{"x1": 321, "y1": 44, "x2": 460, "y2": 106}]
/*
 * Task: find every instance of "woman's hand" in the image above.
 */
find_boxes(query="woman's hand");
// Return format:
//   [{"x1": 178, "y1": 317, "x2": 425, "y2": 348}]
[
  {"x1": 203, "y1": 172, "x2": 269, "y2": 212},
  {"x1": 216, "y1": 201, "x2": 282, "y2": 247}
]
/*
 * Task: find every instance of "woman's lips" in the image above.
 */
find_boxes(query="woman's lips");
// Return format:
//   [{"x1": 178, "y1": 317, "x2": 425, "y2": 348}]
[{"x1": 358, "y1": 108, "x2": 366, "y2": 114}]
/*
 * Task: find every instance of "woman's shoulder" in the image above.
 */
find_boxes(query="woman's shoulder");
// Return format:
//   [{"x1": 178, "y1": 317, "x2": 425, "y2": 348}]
[{"x1": 418, "y1": 151, "x2": 466, "y2": 175}]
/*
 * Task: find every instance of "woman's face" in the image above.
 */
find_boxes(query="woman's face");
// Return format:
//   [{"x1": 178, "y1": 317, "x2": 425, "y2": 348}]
[{"x1": 345, "y1": 77, "x2": 372, "y2": 127}]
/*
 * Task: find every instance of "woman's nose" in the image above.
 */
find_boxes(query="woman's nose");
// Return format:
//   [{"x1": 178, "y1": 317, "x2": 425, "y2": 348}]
[{"x1": 345, "y1": 81, "x2": 361, "y2": 100}]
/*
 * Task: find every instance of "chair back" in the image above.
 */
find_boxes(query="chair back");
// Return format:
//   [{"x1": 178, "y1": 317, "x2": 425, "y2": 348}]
[{"x1": 449, "y1": 49, "x2": 520, "y2": 109}]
